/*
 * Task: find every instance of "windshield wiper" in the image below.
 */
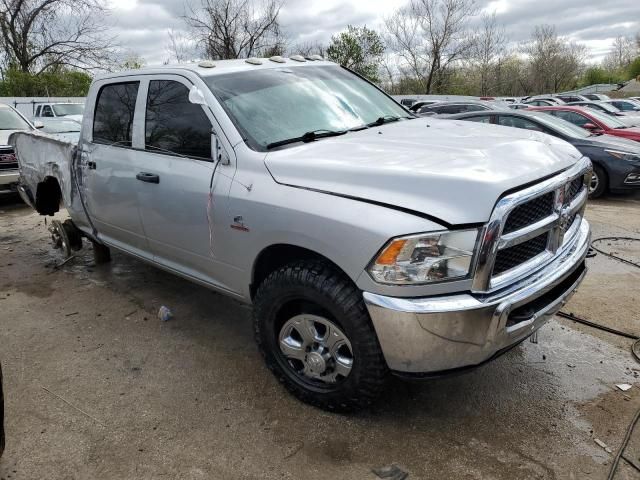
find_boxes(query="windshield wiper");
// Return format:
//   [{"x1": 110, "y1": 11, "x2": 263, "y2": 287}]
[
  {"x1": 266, "y1": 129, "x2": 348, "y2": 149},
  {"x1": 367, "y1": 115, "x2": 404, "y2": 128}
]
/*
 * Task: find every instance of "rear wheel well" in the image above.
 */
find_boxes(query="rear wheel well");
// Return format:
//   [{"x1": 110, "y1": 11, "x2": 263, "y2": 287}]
[
  {"x1": 35, "y1": 177, "x2": 62, "y2": 216},
  {"x1": 251, "y1": 244, "x2": 352, "y2": 299}
]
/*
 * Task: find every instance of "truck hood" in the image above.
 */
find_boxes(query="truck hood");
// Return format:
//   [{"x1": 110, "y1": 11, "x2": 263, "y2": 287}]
[
  {"x1": 60, "y1": 114, "x2": 83, "y2": 123},
  {"x1": 264, "y1": 118, "x2": 583, "y2": 225}
]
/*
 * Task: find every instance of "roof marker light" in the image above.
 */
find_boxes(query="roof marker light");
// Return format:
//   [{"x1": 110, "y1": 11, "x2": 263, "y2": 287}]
[
  {"x1": 198, "y1": 60, "x2": 216, "y2": 68},
  {"x1": 309, "y1": 54, "x2": 324, "y2": 61},
  {"x1": 269, "y1": 56, "x2": 286, "y2": 63},
  {"x1": 290, "y1": 55, "x2": 306, "y2": 62},
  {"x1": 245, "y1": 57, "x2": 263, "y2": 65}
]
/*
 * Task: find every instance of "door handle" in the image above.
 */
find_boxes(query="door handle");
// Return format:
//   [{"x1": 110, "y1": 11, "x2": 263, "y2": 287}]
[{"x1": 136, "y1": 172, "x2": 160, "y2": 184}]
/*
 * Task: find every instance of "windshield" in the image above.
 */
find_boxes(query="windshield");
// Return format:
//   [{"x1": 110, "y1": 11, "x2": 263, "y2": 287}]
[
  {"x1": 526, "y1": 111, "x2": 591, "y2": 139},
  {"x1": 585, "y1": 108, "x2": 628, "y2": 128},
  {"x1": 593, "y1": 102, "x2": 620, "y2": 114},
  {"x1": 52, "y1": 104, "x2": 84, "y2": 116},
  {"x1": 0, "y1": 107, "x2": 32, "y2": 130},
  {"x1": 204, "y1": 65, "x2": 410, "y2": 150}
]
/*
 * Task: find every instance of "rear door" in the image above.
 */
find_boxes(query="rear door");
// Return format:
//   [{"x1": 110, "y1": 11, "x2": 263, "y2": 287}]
[
  {"x1": 79, "y1": 79, "x2": 150, "y2": 255},
  {"x1": 133, "y1": 76, "x2": 238, "y2": 291}
]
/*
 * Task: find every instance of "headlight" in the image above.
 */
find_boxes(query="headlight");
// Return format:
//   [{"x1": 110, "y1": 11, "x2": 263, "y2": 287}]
[
  {"x1": 605, "y1": 149, "x2": 640, "y2": 161},
  {"x1": 368, "y1": 229, "x2": 479, "y2": 285}
]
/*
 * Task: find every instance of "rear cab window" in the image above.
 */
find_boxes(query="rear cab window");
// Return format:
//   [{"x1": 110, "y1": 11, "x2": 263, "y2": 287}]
[{"x1": 92, "y1": 82, "x2": 140, "y2": 147}]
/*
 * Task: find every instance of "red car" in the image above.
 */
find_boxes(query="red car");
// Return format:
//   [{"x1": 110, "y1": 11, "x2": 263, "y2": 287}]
[{"x1": 528, "y1": 106, "x2": 640, "y2": 142}]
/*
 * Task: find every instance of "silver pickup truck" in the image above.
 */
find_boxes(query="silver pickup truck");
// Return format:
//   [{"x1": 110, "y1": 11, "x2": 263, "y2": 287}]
[{"x1": 11, "y1": 58, "x2": 592, "y2": 411}]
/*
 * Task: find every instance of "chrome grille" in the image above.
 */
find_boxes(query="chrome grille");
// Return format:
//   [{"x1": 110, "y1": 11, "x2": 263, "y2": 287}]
[
  {"x1": 493, "y1": 232, "x2": 549, "y2": 275},
  {"x1": 472, "y1": 157, "x2": 592, "y2": 293},
  {"x1": 503, "y1": 192, "x2": 554, "y2": 234}
]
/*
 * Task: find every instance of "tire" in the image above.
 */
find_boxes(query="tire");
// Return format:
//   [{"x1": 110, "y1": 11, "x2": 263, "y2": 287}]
[
  {"x1": 588, "y1": 164, "x2": 607, "y2": 198},
  {"x1": 91, "y1": 240, "x2": 111, "y2": 264},
  {"x1": 253, "y1": 260, "x2": 388, "y2": 412}
]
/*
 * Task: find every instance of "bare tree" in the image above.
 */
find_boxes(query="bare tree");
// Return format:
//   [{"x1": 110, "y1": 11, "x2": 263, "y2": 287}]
[
  {"x1": 385, "y1": 0, "x2": 478, "y2": 94},
  {"x1": 523, "y1": 25, "x2": 585, "y2": 93},
  {"x1": 291, "y1": 40, "x2": 325, "y2": 57},
  {"x1": 183, "y1": 0, "x2": 282, "y2": 60},
  {"x1": 384, "y1": 10, "x2": 428, "y2": 91},
  {"x1": 165, "y1": 29, "x2": 194, "y2": 64},
  {"x1": 0, "y1": 0, "x2": 115, "y2": 73},
  {"x1": 603, "y1": 35, "x2": 636, "y2": 70},
  {"x1": 470, "y1": 12, "x2": 506, "y2": 95}
]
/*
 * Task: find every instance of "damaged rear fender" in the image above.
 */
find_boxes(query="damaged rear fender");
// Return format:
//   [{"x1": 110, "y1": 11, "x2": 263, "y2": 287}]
[{"x1": 9, "y1": 132, "x2": 85, "y2": 219}]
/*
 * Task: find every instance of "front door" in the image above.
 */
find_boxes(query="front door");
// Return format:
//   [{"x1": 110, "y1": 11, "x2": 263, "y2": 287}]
[{"x1": 133, "y1": 77, "x2": 238, "y2": 292}]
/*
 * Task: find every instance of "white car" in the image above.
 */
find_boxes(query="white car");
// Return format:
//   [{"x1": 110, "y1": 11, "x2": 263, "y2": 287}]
[
  {"x1": 32, "y1": 103, "x2": 85, "y2": 132},
  {"x1": 0, "y1": 104, "x2": 42, "y2": 195}
]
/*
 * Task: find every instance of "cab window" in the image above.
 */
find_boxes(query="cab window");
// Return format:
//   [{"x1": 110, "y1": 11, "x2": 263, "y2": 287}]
[
  {"x1": 466, "y1": 115, "x2": 491, "y2": 123},
  {"x1": 551, "y1": 110, "x2": 590, "y2": 128},
  {"x1": 145, "y1": 80, "x2": 212, "y2": 160},
  {"x1": 41, "y1": 105, "x2": 54, "y2": 117},
  {"x1": 497, "y1": 116, "x2": 543, "y2": 131},
  {"x1": 92, "y1": 82, "x2": 140, "y2": 146}
]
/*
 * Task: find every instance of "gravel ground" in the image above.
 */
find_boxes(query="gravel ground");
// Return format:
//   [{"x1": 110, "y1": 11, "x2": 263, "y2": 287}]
[{"x1": 0, "y1": 192, "x2": 639, "y2": 480}]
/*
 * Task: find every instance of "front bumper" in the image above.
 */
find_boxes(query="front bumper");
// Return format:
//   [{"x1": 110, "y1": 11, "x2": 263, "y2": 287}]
[{"x1": 363, "y1": 219, "x2": 590, "y2": 374}]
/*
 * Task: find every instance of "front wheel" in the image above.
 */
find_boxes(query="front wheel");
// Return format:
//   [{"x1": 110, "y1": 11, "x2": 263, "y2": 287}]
[{"x1": 253, "y1": 260, "x2": 388, "y2": 412}]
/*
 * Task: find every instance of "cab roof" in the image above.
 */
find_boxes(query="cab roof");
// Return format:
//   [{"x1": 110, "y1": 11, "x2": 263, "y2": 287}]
[{"x1": 96, "y1": 57, "x2": 336, "y2": 82}]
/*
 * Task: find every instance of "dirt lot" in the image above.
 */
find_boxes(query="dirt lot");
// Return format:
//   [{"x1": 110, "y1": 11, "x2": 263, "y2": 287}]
[{"x1": 0, "y1": 192, "x2": 639, "y2": 480}]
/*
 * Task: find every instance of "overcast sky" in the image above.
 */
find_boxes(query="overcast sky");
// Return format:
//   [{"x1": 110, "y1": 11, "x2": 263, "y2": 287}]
[{"x1": 107, "y1": 0, "x2": 640, "y2": 65}]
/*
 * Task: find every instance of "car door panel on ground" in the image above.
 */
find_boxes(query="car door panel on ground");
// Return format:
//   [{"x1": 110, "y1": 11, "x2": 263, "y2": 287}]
[
  {"x1": 80, "y1": 80, "x2": 151, "y2": 255},
  {"x1": 134, "y1": 77, "x2": 240, "y2": 294}
]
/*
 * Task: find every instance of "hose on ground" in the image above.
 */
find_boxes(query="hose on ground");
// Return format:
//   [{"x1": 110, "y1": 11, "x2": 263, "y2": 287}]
[{"x1": 555, "y1": 236, "x2": 640, "y2": 479}]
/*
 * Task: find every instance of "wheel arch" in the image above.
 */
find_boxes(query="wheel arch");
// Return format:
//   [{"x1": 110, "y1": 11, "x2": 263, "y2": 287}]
[
  {"x1": 35, "y1": 176, "x2": 63, "y2": 216},
  {"x1": 250, "y1": 244, "x2": 354, "y2": 300}
]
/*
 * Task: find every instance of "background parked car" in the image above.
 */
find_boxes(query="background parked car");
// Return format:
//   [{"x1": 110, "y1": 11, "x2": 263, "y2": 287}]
[
  {"x1": 408, "y1": 100, "x2": 439, "y2": 112},
  {"x1": 567, "y1": 101, "x2": 640, "y2": 127},
  {"x1": 415, "y1": 100, "x2": 503, "y2": 116},
  {"x1": 583, "y1": 93, "x2": 611, "y2": 101},
  {"x1": 605, "y1": 99, "x2": 640, "y2": 113},
  {"x1": 524, "y1": 97, "x2": 566, "y2": 106},
  {"x1": 442, "y1": 109, "x2": 640, "y2": 198},
  {"x1": 508, "y1": 103, "x2": 531, "y2": 110},
  {"x1": 529, "y1": 106, "x2": 640, "y2": 143},
  {"x1": 1, "y1": 103, "x2": 42, "y2": 195},
  {"x1": 554, "y1": 94, "x2": 589, "y2": 103}
]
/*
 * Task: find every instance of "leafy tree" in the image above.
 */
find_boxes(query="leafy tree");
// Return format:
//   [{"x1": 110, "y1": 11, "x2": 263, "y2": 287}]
[
  {"x1": 628, "y1": 58, "x2": 640, "y2": 80},
  {"x1": 0, "y1": 68, "x2": 91, "y2": 96},
  {"x1": 327, "y1": 25, "x2": 385, "y2": 83}
]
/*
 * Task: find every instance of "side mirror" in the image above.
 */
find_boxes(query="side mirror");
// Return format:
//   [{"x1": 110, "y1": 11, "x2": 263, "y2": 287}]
[
  {"x1": 582, "y1": 123, "x2": 598, "y2": 130},
  {"x1": 33, "y1": 120, "x2": 44, "y2": 129},
  {"x1": 189, "y1": 85, "x2": 207, "y2": 105}
]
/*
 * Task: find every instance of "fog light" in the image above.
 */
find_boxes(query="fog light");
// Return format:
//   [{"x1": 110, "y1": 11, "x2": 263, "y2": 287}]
[{"x1": 624, "y1": 173, "x2": 640, "y2": 184}]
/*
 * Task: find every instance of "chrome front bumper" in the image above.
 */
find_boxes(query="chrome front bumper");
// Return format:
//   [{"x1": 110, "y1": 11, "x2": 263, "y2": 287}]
[{"x1": 363, "y1": 219, "x2": 590, "y2": 374}]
